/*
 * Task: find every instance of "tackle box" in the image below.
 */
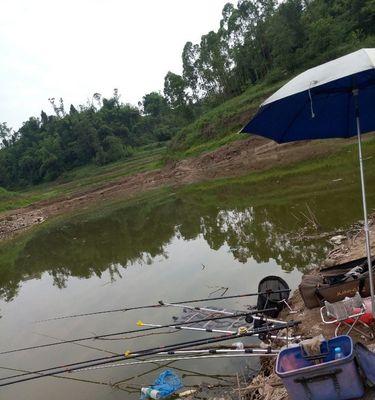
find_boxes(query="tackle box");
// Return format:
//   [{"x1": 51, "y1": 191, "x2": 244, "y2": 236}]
[{"x1": 276, "y1": 336, "x2": 364, "y2": 400}]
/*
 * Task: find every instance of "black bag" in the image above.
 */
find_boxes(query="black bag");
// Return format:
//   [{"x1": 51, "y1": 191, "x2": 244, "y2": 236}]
[
  {"x1": 299, "y1": 274, "x2": 327, "y2": 309},
  {"x1": 321, "y1": 257, "x2": 375, "y2": 284},
  {"x1": 299, "y1": 257, "x2": 375, "y2": 309},
  {"x1": 253, "y1": 275, "x2": 290, "y2": 329},
  {"x1": 320, "y1": 256, "x2": 371, "y2": 273}
]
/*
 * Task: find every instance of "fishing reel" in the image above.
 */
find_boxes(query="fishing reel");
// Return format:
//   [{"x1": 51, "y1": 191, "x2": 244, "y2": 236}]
[{"x1": 245, "y1": 314, "x2": 254, "y2": 324}]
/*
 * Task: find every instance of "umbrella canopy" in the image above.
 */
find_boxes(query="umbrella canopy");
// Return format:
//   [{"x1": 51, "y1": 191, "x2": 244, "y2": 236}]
[
  {"x1": 241, "y1": 48, "x2": 375, "y2": 314},
  {"x1": 241, "y1": 48, "x2": 375, "y2": 142}
]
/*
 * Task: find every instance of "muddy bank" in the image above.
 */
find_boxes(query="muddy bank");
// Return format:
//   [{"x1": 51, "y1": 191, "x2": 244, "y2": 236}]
[
  {"x1": 183, "y1": 215, "x2": 375, "y2": 400},
  {"x1": 232, "y1": 215, "x2": 375, "y2": 400},
  {"x1": 0, "y1": 136, "x2": 348, "y2": 241}
]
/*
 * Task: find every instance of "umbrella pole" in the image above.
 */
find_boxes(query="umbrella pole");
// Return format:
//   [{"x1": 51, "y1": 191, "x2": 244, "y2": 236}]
[{"x1": 354, "y1": 89, "x2": 375, "y2": 315}]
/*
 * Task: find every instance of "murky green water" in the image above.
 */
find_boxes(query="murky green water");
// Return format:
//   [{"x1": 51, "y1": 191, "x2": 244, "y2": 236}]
[{"x1": 0, "y1": 167, "x2": 374, "y2": 399}]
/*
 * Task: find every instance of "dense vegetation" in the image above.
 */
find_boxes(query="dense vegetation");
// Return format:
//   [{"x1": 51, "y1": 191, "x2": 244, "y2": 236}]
[{"x1": 1, "y1": 0, "x2": 374, "y2": 188}]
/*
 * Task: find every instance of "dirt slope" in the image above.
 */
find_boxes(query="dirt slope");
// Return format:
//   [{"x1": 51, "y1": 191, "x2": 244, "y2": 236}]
[{"x1": 0, "y1": 136, "x2": 347, "y2": 241}]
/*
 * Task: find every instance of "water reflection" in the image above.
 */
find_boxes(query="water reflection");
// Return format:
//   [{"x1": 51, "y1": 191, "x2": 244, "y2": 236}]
[{"x1": 0, "y1": 185, "x2": 334, "y2": 302}]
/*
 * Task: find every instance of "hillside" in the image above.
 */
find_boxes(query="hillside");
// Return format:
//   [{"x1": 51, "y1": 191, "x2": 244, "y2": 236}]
[
  {"x1": 2, "y1": 126, "x2": 375, "y2": 241},
  {"x1": 0, "y1": 79, "x2": 281, "y2": 216},
  {"x1": 1, "y1": 0, "x2": 375, "y2": 241},
  {"x1": 1, "y1": 0, "x2": 374, "y2": 191}
]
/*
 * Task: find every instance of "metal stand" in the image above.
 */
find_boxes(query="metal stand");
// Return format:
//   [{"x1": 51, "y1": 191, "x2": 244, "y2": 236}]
[{"x1": 354, "y1": 88, "x2": 375, "y2": 315}]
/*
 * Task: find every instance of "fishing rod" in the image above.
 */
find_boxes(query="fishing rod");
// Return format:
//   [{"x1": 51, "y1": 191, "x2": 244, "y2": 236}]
[
  {"x1": 159, "y1": 301, "x2": 285, "y2": 325},
  {"x1": 137, "y1": 320, "x2": 240, "y2": 335},
  {"x1": 73, "y1": 348, "x2": 280, "y2": 373},
  {"x1": 0, "y1": 322, "x2": 292, "y2": 386},
  {"x1": 0, "y1": 309, "x2": 276, "y2": 356},
  {"x1": 74, "y1": 352, "x2": 279, "y2": 373},
  {"x1": 74, "y1": 346, "x2": 281, "y2": 373},
  {"x1": 137, "y1": 321, "x2": 300, "y2": 342},
  {"x1": 35, "y1": 289, "x2": 290, "y2": 323},
  {"x1": 0, "y1": 320, "x2": 300, "y2": 387}
]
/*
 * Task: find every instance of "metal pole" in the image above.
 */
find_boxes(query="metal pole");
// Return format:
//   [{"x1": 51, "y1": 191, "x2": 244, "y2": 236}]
[
  {"x1": 354, "y1": 89, "x2": 374, "y2": 315},
  {"x1": 162, "y1": 302, "x2": 285, "y2": 324},
  {"x1": 138, "y1": 321, "x2": 300, "y2": 341}
]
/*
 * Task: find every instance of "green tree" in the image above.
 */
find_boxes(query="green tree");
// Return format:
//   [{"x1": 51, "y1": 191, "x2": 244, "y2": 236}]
[
  {"x1": 142, "y1": 92, "x2": 167, "y2": 118},
  {"x1": 182, "y1": 41, "x2": 200, "y2": 99},
  {"x1": 164, "y1": 72, "x2": 187, "y2": 109},
  {"x1": 266, "y1": 0, "x2": 305, "y2": 72},
  {"x1": 0, "y1": 122, "x2": 12, "y2": 147}
]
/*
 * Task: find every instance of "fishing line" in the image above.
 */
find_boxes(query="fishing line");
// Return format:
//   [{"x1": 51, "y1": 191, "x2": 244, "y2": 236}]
[
  {"x1": 35, "y1": 290, "x2": 290, "y2": 323},
  {"x1": 74, "y1": 353, "x2": 275, "y2": 373},
  {"x1": 0, "y1": 364, "x2": 128, "y2": 390},
  {"x1": 169, "y1": 364, "x2": 237, "y2": 384},
  {"x1": 2, "y1": 310, "x2": 273, "y2": 355},
  {"x1": 96, "y1": 329, "x2": 179, "y2": 341},
  {"x1": 73, "y1": 348, "x2": 279, "y2": 373},
  {"x1": 112, "y1": 360, "x2": 176, "y2": 387},
  {"x1": 0, "y1": 320, "x2": 299, "y2": 387},
  {"x1": 33, "y1": 332, "x2": 117, "y2": 355}
]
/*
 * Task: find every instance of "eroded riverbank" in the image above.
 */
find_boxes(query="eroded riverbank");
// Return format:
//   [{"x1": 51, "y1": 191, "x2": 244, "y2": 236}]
[{"x1": 0, "y1": 135, "x2": 359, "y2": 242}]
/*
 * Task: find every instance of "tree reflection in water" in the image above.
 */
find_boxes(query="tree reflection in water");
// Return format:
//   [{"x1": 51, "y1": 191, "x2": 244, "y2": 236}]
[{"x1": 0, "y1": 187, "x2": 335, "y2": 302}]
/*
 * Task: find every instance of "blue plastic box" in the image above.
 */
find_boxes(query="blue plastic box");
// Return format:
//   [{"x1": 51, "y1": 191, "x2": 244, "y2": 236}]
[{"x1": 276, "y1": 336, "x2": 364, "y2": 400}]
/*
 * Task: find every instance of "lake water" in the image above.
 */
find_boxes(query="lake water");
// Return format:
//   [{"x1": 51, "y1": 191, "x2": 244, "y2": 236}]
[{"x1": 0, "y1": 170, "x2": 374, "y2": 399}]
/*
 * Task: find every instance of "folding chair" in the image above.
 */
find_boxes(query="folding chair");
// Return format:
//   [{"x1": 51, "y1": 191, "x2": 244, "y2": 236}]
[{"x1": 320, "y1": 292, "x2": 374, "y2": 339}]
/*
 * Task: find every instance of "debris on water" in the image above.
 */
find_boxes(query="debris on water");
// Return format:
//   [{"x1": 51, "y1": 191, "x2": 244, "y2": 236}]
[
  {"x1": 141, "y1": 387, "x2": 161, "y2": 399},
  {"x1": 232, "y1": 342, "x2": 244, "y2": 350},
  {"x1": 233, "y1": 358, "x2": 287, "y2": 400},
  {"x1": 207, "y1": 286, "x2": 229, "y2": 297},
  {"x1": 140, "y1": 370, "x2": 183, "y2": 399},
  {"x1": 329, "y1": 235, "x2": 346, "y2": 245},
  {"x1": 177, "y1": 389, "x2": 197, "y2": 397}
]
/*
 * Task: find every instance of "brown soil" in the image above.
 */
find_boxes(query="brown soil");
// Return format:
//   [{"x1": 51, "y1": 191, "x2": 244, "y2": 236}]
[
  {"x1": 0, "y1": 136, "x2": 351, "y2": 241},
  {"x1": 157, "y1": 216, "x2": 375, "y2": 400},
  {"x1": 284, "y1": 215, "x2": 375, "y2": 341},
  {"x1": 233, "y1": 214, "x2": 375, "y2": 400},
  {"x1": 189, "y1": 216, "x2": 375, "y2": 400}
]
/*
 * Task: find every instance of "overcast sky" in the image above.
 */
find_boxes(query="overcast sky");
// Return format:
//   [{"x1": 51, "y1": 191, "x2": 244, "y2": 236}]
[{"x1": 0, "y1": 0, "x2": 234, "y2": 130}]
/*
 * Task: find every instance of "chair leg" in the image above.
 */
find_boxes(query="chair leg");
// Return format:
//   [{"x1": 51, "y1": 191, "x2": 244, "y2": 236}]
[
  {"x1": 345, "y1": 316, "x2": 360, "y2": 336},
  {"x1": 279, "y1": 299, "x2": 297, "y2": 314},
  {"x1": 358, "y1": 320, "x2": 375, "y2": 339},
  {"x1": 334, "y1": 323, "x2": 341, "y2": 337},
  {"x1": 340, "y1": 320, "x2": 374, "y2": 339}
]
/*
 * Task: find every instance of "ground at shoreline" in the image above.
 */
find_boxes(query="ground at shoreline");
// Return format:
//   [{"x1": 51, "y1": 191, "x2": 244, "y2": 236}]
[
  {"x1": 180, "y1": 215, "x2": 375, "y2": 400},
  {"x1": 0, "y1": 135, "x2": 362, "y2": 242},
  {"x1": 222, "y1": 215, "x2": 375, "y2": 400}
]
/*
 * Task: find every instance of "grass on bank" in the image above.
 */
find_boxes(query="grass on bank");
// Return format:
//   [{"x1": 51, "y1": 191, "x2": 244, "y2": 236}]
[
  {"x1": 0, "y1": 75, "x2": 311, "y2": 214},
  {"x1": 0, "y1": 79, "x2": 279, "y2": 214},
  {"x1": 166, "y1": 37, "x2": 375, "y2": 161},
  {"x1": 179, "y1": 134, "x2": 375, "y2": 208},
  {"x1": 167, "y1": 80, "x2": 286, "y2": 160},
  {"x1": 1, "y1": 66, "x2": 374, "y2": 215},
  {"x1": 1, "y1": 132, "x2": 374, "y2": 271},
  {"x1": 0, "y1": 144, "x2": 167, "y2": 213}
]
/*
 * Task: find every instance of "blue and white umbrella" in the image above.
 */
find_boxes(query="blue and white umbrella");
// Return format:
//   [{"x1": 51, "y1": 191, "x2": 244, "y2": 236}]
[{"x1": 242, "y1": 48, "x2": 375, "y2": 313}]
